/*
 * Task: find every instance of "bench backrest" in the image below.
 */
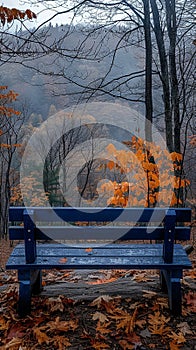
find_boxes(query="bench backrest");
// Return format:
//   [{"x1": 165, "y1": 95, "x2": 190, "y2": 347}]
[{"x1": 9, "y1": 206, "x2": 191, "y2": 264}]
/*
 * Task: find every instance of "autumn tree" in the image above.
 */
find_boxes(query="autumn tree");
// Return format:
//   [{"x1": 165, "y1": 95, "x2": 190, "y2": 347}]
[
  {"x1": 99, "y1": 137, "x2": 190, "y2": 208},
  {"x1": 0, "y1": 86, "x2": 25, "y2": 236},
  {"x1": 0, "y1": 6, "x2": 36, "y2": 236}
]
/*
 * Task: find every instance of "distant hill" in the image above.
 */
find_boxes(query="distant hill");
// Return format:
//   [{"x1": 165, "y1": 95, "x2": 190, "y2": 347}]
[{"x1": 0, "y1": 24, "x2": 147, "y2": 123}]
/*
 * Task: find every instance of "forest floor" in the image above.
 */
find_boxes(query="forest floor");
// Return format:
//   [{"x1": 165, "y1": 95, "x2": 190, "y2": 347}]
[{"x1": 0, "y1": 236, "x2": 195, "y2": 350}]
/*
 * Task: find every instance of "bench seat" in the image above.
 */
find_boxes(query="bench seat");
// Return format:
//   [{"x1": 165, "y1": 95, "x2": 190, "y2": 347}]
[{"x1": 7, "y1": 243, "x2": 191, "y2": 270}]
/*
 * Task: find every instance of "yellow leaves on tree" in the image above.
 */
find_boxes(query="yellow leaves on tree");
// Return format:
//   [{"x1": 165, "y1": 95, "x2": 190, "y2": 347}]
[
  {"x1": 102, "y1": 137, "x2": 190, "y2": 207},
  {"x1": 0, "y1": 6, "x2": 36, "y2": 26},
  {"x1": 10, "y1": 172, "x2": 49, "y2": 206}
]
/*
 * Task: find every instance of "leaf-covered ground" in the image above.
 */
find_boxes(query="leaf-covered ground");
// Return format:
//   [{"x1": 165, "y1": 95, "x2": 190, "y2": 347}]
[{"x1": 0, "y1": 239, "x2": 195, "y2": 350}]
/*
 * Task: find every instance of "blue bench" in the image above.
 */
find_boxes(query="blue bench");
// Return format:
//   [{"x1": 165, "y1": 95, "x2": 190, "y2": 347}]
[{"x1": 6, "y1": 206, "x2": 192, "y2": 316}]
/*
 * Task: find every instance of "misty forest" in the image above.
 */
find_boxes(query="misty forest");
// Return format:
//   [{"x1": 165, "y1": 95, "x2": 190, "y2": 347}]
[{"x1": 0, "y1": 1, "x2": 195, "y2": 234}]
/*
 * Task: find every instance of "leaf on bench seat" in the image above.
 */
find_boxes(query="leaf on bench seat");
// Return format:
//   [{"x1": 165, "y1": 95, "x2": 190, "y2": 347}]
[
  {"x1": 85, "y1": 247, "x2": 93, "y2": 253},
  {"x1": 58, "y1": 257, "x2": 67, "y2": 263}
]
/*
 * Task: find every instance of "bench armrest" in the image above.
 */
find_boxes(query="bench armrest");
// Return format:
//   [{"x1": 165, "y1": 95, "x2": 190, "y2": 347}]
[
  {"x1": 163, "y1": 209, "x2": 176, "y2": 263},
  {"x1": 24, "y1": 209, "x2": 36, "y2": 263}
]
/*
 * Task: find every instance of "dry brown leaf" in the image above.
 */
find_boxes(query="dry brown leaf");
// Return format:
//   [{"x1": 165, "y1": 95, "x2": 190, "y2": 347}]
[
  {"x1": 47, "y1": 317, "x2": 78, "y2": 332},
  {"x1": 4, "y1": 337, "x2": 22, "y2": 349},
  {"x1": 168, "y1": 331, "x2": 186, "y2": 344},
  {"x1": 136, "y1": 319, "x2": 146, "y2": 329},
  {"x1": 132, "y1": 273, "x2": 154, "y2": 283},
  {"x1": 33, "y1": 327, "x2": 50, "y2": 345},
  {"x1": 148, "y1": 311, "x2": 171, "y2": 336},
  {"x1": 96, "y1": 320, "x2": 111, "y2": 334},
  {"x1": 85, "y1": 247, "x2": 93, "y2": 253},
  {"x1": 142, "y1": 290, "x2": 157, "y2": 298},
  {"x1": 53, "y1": 335, "x2": 71, "y2": 350},
  {"x1": 184, "y1": 269, "x2": 196, "y2": 279},
  {"x1": 0, "y1": 316, "x2": 10, "y2": 331},
  {"x1": 92, "y1": 311, "x2": 108, "y2": 323},
  {"x1": 129, "y1": 301, "x2": 141, "y2": 310},
  {"x1": 184, "y1": 291, "x2": 196, "y2": 312},
  {"x1": 87, "y1": 277, "x2": 118, "y2": 285},
  {"x1": 91, "y1": 340, "x2": 110, "y2": 349},
  {"x1": 46, "y1": 296, "x2": 64, "y2": 312},
  {"x1": 59, "y1": 257, "x2": 67, "y2": 263},
  {"x1": 7, "y1": 324, "x2": 26, "y2": 340},
  {"x1": 111, "y1": 308, "x2": 138, "y2": 334},
  {"x1": 119, "y1": 339, "x2": 134, "y2": 349},
  {"x1": 176, "y1": 322, "x2": 192, "y2": 335},
  {"x1": 90, "y1": 295, "x2": 113, "y2": 308},
  {"x1": 169, "y1": 341, "x2": 182, "y2": 350}
]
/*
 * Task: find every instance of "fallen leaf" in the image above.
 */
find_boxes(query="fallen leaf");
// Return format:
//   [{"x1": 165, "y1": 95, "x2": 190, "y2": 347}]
[
  {"x1": 129, "y1": 302, "x2": 141, "y2": 310},
  {"x1": 96, "y1": 320, "x2": 111, "y2": 334},
  {"x1": 4, "y1": 337, "x2": 22, "y2": 349},
  {"x1": 53, "y1": 335, "x2": 71, "y2": 349},
  {"x1": 0, "y1": 316, "x2": 9, "y2": 331},
  {"x1": 142, "y1": 290, "x2": 157, "y2": 298},
  {"x1": 132, "y1": 273, "x2": 153, "y2": 283},
  {"x1": 47, "y1": 317, "x2": 78, "y2": 332},
  {"x1": 87, "y1": 277, "x2": 118, "y2": 285},
  {"x1": 136, "y1": 319, "x2": 146, "y2": 329},
  {"x1": 91, "y1": 340, "x2": 110, "y2": 349},
  {"x1": 90, "y1": 295, "x2": 113, "y2": 308},
  {"x1": 177, "y1": 321, "x2": 192, "y2": 335},
  {"x1": 46, "y1": 296, "x2": 65, "y2": 312},
  {"x1": 111, "y1": 308, "x2": 138, "y2": 334},
  {"x1": 148, "y1": 311, "x2": 171, "y2": 336},
  {"x1": 119, "y1": 339, "x2": 134, "y2": 349},
  {"x1": 169, "y1": 341, "x2": 182, "y2": 350},
  {"x1": 92, "y1": 311, "x2": 108, "y2": 323},
  {"x1": 85, "y1": 247, "x2": 93, "y2": 253},
  {"x1": 168, "y1": 331, "x2": 186, "y2": 344},
  {"x1": 7, "y1": 324, "x2": 26, "y2": 339},
  {"x1": 59, "y1": 257, "x2": 67, "y2": 263},
  {"x1": 184, "y1": 291, "x2": 195, "y2": 312},
  {"x1": 33, "y1": 327, "x2": 50, "y2": 345}
]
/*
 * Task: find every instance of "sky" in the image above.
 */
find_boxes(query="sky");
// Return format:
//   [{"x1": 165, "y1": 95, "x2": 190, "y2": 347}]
[{"x1": 3, "y1": 0, "x2": 74, "y2": 28}]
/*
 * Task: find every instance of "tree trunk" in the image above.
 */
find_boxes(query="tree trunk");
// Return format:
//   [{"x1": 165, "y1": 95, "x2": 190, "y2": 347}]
[
  {"x1": 150, "y1": 0, "x2": 173, "y2": 152},
  {"x1": 165, "y1": 0, "x2": 181, "y2": 153},
  {"x1": 143, "y1": 0, "x2": 153, "y2": 142}
]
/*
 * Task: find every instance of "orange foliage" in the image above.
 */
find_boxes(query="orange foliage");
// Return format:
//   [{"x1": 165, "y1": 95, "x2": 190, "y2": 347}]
[
  {"x1": 101, "y1": 137, "x2": 189, "y2": 207},
  {"x1": 0, "y1": 86, "x2": 22, "y2": 148},
  {"x1": 10, "y1": 172, "x2": 49, "y2": 206},
  {"x1": 0, "y1": 6, "x2": 36, "y2": 25}
]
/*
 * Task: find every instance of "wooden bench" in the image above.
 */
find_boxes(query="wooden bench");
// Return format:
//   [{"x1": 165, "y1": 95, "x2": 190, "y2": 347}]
[{"x1": 6, "y1": 206, "x2": 192, "y2": 316}]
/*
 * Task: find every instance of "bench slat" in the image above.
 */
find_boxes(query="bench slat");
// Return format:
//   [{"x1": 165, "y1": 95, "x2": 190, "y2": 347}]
[
  {"x1": 6, "y1": 255, "x2": 191, "y2": 270},
  {"x1": 9, "y1": 226, "x2": 191, "y2": 241},
  {"x1": 9, "y1": 207, "x2": 192, "y2": 223},
  {"x1": 6, "y1": 244, "x2": 191, "y2": 270},
  {"x1": 9, "y1": 243, "x2": 189, "y2": 256}
]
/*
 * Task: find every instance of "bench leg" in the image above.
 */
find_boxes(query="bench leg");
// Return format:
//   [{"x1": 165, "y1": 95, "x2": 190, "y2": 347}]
[
  {"x1": 160, "y1": 270, "x2": 167, "y2": 292},
  {"x1": 18, "y1": 270, "x2": 32, "y2": 317},
  {"x1": 18, "y1": 270, "x2": 42, "y2": 316},
  {"x1": 32, "y1": 270, "x2": 42, "y2": 295},
  {"x1": 160, "y1": 270, "x2": 182, "y2": 316}
]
